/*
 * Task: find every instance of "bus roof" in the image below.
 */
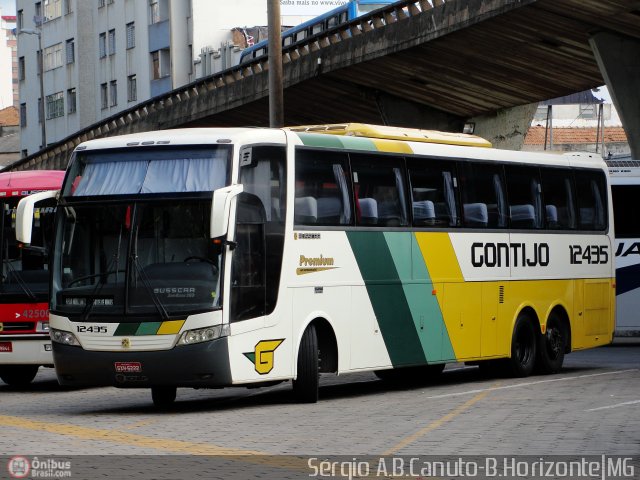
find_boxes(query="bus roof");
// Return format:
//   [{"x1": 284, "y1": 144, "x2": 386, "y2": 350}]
[
  {"x1": 0, "y1": 170, "x2": 65, "y2": 197},
  {"x1": 287, "y1": 123, "x2": 493, "y2": 148}
]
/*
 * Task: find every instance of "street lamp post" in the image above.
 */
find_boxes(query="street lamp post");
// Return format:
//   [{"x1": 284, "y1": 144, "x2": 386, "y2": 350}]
[
  {"x1": 267, "y1": 0, "x2": 284, "y2": 128},
  {"x1": 19, "y1": 28, "x2": 46, "y2": 150}
]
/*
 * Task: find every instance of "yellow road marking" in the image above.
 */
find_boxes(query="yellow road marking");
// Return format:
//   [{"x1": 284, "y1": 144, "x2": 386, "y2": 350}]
[
  {"x1": 383, "y1": 389, "x2": 491, "y2": 455},
  {"x1": 119, "y1": 418, "x2": 160, "y2": 430},
  {"x1": 0, "y1": 415, "x2": 262, "y2": 455}
]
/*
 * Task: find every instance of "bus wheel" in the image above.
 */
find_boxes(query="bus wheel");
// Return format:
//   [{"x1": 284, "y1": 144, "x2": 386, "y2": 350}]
[
  {"x1": 293, "y1": 325, "x2": 319, "y2": 403},
  {"x1": 536, "y1": 313, "x2": 566, "y2": 374},
  {"x1": 0, "y1": 365, "x2": 39, "y2": 387},
  {"x1": 508, "y1": 314, "x2": 537, "y2": 377},
  {"x1": 151, "y1": 386, "x2": 177, "y2": 408}
]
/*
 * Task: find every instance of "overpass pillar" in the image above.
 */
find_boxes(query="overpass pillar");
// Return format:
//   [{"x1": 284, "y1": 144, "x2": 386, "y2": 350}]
[
  {"x1": 589, "y1": 32, "x2": 640, "y2": 159},
  {"x1": 467, "y1": 103, "x2": 538, "y2": 151}
]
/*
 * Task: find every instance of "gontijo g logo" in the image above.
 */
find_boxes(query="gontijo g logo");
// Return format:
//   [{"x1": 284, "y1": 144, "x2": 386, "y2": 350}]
[{"x1": 243, "y1": 339, "x2": 284, "y2": 374}]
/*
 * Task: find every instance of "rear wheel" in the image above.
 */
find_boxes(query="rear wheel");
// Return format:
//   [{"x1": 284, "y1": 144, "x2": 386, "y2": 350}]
[
  {"x1": 536, "y1": 312, "x2": 566, "y2": 374},
  {"x1": 0, "y1": 365, "x2": 39, "y2": 387},
  {"x1": 507, "y1": 313, "x2": 537, "y2": 377},
  {"x1": 292, "y1": 325, "x2": 319, "y2": 403},
  {"x1": 151, "y1": 386, "x2": 177, "y2": 408}
]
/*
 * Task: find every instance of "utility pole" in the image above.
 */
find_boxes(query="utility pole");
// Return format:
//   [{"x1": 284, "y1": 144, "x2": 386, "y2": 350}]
[
  {"x1": 20, "y1": 28, "x2": 46, "y2": 150},
  {"x1": 267, "y1": 0, "x2": 284, "y2": 127}
]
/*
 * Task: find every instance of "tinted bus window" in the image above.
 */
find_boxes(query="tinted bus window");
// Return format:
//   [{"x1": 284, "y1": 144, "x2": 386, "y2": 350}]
[
  {"x1": 459, "y1": 162, "x2": 507, "y2": 228},
  {"x1": 575, "y1": 170, "x2": 607, "y2": 230},
  {"x1": 407, "y1": 158, "x2": 459, "y2": 227},
  {"x1": 612, "y1": 185, "x2": 640, "y2": 238},
  {"x1": 294, "y1": 149, "x2": 353, "y2": 226},
  {"x1": 350, "y1": 153, "x2": 408, "y2": 227},
  {"x1": 505, "y1": 166, "x2": 543, "y2": 229},
  {"x1": 540, "y1": 168, "x2": 577, "y2": 230}
]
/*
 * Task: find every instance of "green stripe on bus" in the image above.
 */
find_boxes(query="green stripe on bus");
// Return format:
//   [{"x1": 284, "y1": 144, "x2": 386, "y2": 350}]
[
  {"x1": 114, "y1": 323, "x2": 140, "y2": 336},
  {"x1": 297, "y1": 133, "x2": 344, "y2": 148},
  {"x1": 384, "y1": 232, "x2": 456, "y2": 363},
  {"x1": 135, "y1": 322, "x2": 162, "y2": 336},
  {"x1": 337, "y1": 136, "x2": 378, "y2": 151},
  {"x1": 346, "y1": 231, "x2": 426, "y2": 366}
]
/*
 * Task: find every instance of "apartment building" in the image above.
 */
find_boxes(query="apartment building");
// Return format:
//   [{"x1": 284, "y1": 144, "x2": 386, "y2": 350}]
[
  {"x1": 0, "y1": 12, "x2": 17, "y2": 109},
  {"x1": 17, "y1": 0, "x2": 270, "y2": 157}
]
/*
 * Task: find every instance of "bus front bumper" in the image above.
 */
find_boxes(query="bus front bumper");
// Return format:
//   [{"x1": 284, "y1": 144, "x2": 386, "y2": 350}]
[
  {"x1": 52, "y1": 337, "x2": 232, "y2": 388},
  {"x1": 0, "y1": 335, "x2": 53, "y2": 366}
]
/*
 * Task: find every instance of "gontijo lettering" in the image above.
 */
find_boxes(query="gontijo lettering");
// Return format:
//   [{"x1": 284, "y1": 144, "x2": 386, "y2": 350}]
[{"x1": 471, "y1": 242, "x2": 550, "y2": 267}]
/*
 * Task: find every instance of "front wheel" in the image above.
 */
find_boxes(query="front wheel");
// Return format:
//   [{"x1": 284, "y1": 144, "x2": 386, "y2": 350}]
[
  {"x1": 292, "y1": 325, "x2": 319, "y2": 403},
  {"x1": 536, "y1": 313, "x2": 566, "y2": 374},
  {"x1": 151, "y1": 386, "x2": 177, "y2": 408},
  {"x1": 507, "y1": 313, "x2": 537, "y2": 377},
  {"x1": 0, "y1": 365, "x2": 39, "y2": 387}
]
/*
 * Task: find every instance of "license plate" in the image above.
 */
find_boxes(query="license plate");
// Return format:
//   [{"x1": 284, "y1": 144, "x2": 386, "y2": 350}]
[
  {"x1": 0, "y1": 342, "x2": 12, "y2": 353},
  {"x1": 114, "y1": 362, "x2": 142, "y2": 373}
]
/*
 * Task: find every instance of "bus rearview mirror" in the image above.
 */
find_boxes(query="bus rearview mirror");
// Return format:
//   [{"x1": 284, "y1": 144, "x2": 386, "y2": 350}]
[
  {"x1": 16, "y1": 190, "x2": 59, "y2": 244},
  {"x1": 211, "y1": 185, "x2": 244, "y2": 239}
]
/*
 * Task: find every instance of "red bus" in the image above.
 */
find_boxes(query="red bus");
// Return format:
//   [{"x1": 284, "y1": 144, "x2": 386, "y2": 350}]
[{"x1": 0, "y1": 170, "x2": 64, "y2": 386}]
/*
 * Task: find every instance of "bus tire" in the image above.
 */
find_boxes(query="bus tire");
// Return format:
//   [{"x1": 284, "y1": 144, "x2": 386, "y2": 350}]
[
  {"x1": 0, "y1": 365, "x2": 39, "y2": 387},
  {"x1": 507, "y1": 313, "x2": 537, "y2": 377},
  {"x1": 151, "y1": 386, "x2": 177, "y2": 408},
  {"x1": 293, "y1": 325, "x2": 319, "y2": 403},
  {"x1": 536, "y1": 312, "x2": 566, "y2": 374}
]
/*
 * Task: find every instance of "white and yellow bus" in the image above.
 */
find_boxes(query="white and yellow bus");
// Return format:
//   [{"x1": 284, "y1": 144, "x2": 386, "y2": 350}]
[{"x1": 16, "y1": 124, "x2": 615, "y2": 406}]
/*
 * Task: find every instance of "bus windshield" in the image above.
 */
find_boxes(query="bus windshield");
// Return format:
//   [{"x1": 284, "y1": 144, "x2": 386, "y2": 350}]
[
  {"x1": 1, "y1": 197, "x2": 56, "y2": 300},
  {"x1": 53, "y1": 200, "x2": 222, "y2": 319},
  {"x1": 52, "y1": 146, "x2": 232, "y2": 320}
]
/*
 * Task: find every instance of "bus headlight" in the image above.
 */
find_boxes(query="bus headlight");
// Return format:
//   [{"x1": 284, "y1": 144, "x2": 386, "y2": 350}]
[
  {"x1": 177, "y1": 324, "x2": 229, "y2": 346},
  {"x1": 36, "y1": 321, "x2": 50, "y2": 333},
  {"x1": 50, "y1": 328, "x2": 80, "y2": 346}
]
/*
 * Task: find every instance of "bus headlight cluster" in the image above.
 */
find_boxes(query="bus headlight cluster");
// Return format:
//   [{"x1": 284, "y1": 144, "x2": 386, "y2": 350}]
[
  {"x1": 177, "y1": 324, "x2": 229, "y2": 346},
  {"x1": 50, "y1": 328, "x2": 80, "y2": 346}
]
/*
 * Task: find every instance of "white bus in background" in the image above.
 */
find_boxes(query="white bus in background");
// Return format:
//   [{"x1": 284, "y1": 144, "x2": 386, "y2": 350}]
[{"x1": 607, "y1": 158, "x2": 640, "y2": 336}]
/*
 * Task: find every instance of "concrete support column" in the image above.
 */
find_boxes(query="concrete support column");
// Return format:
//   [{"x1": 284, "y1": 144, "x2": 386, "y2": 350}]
[
  {"x1": 589, "y1": 32, "x2": 640, "y2": 159},
  {"x1": 467, "y1": 103, "x2": 538, "y2": 151}
]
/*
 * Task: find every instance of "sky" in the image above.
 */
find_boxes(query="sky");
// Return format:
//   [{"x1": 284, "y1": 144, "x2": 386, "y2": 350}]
[{"x1": 0, "y1": 0, "x2": 15, "y2": 16}]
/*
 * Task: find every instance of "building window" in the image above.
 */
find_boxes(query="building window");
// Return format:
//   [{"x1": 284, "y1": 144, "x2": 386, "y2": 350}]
[
  {"x1": 66, "y1": 38, "x2": 74, "y2": 64},
  {"x1": 151, "y1": 48, "x2": 170, "y2": 79},
  {"x1": 579, "y1": 104, "x2": 597, "y2": 119},
  {"x1": 98, "y1": 0, "x2": 105, "y2": 7},
  {"x1": 64, "y1": 0, "x2": 72, "y2": 15},
  {"x1": 100, "y1": 83, "x2": 108, "y2": 109},
  {"x1": 126, "y1": 22, "x2": 135, "y2": 49},
  {"x1": 20, "y1": 103, "x2": 27, "y2": 127},
  {"x1": 18, "y1": 57, "x2": 25, "y2": 81},
  {"x1": 67, "y1": 88, "x2": 76, "y2": 113},
  {"x1": 46, "y1": 91, "x2": 65, "y2": 119},
  {"x1": 99, "y1": 32, "x2": 106, "y2": 58},
  {"x1": 127, "y1": 74, "x2": 137, "y2": 102},
  {"x1": 17, "y1": 10, "x2": 23, "y2": 30},
  {"x1": 44, "y1": 0, "x2": 62, "y2": 22},
  {"x1": 35, "y1": 2, "x2": 43, "y2": 25},
  {"x1": 43, "y1": 43, "x2": 63, "y2": 71},
  {"x1": 110, "y1": 80, "x2": 117, "y2": 107},
  {"x1": 108, "y1": 29, "x2": 116, "y2": 55},
  {"x1": 149, "y1": 0, "x2": 160, "y2": 24},
  {"x1": 21, "y1": 149, "x2": 28, "y2": 158}
]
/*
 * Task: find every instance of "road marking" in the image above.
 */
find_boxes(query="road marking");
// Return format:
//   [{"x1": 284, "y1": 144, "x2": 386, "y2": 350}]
[
  {"x1": 423, "y1": 369, "x2": 637, "y2": 401},
  {"x1": 383, "y1": 389, "x2": 491, "y2": 455},
  {"x1": 0, "y1": 414, "x2": 263, "y2": 455},
  {"x1": 119, "y1": 418, "x2": 160, "y2": 430},
  {"x1": 586, "y1": 399, "x2": 640, "y2": 412}
]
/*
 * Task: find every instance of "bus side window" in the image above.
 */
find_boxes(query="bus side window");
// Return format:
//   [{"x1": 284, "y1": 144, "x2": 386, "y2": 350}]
[
  {"x1": 407, "y1": 158, "x2": 459, "y2": 227},
  {"x1": 611, "y1": 184, "x2": 640, "y2": 238},
  {"x1": 575, "y1": 170, "x2": 607, "y2": 231},
  {"x1": 459, "y1": 162, "x2": 507, "y2": 229},
  {"x1": 540, "y1": 167, "x2": 576, "y2": 230},
  {"x1": 294, "y1": 149, "x2": 353, "y2": 226},
  {"x1": 505, "y1": 166, "x2": 543, "y2": 229},
  {"x1": 350, "y1": 153, "x2": 408, "y2": 227}
]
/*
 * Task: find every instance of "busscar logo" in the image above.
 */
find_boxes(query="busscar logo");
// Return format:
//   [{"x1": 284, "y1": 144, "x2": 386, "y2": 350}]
[{"x1": 243, "y1": 339, "x2": 284, "y2": 374}]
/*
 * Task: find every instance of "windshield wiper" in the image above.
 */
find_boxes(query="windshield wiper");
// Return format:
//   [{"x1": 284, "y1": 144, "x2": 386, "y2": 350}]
[
  {"x1": 2, "y1": 259, "x2": 37, "y2": 301},
  {"x1": 130, "y1": 254, "x2": 170, "y2": 322}
]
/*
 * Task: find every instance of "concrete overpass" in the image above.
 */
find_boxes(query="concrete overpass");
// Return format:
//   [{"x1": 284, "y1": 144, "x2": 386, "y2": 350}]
[{"x1": 8, "y1": 0, "x2": 640, "y2": 171}]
